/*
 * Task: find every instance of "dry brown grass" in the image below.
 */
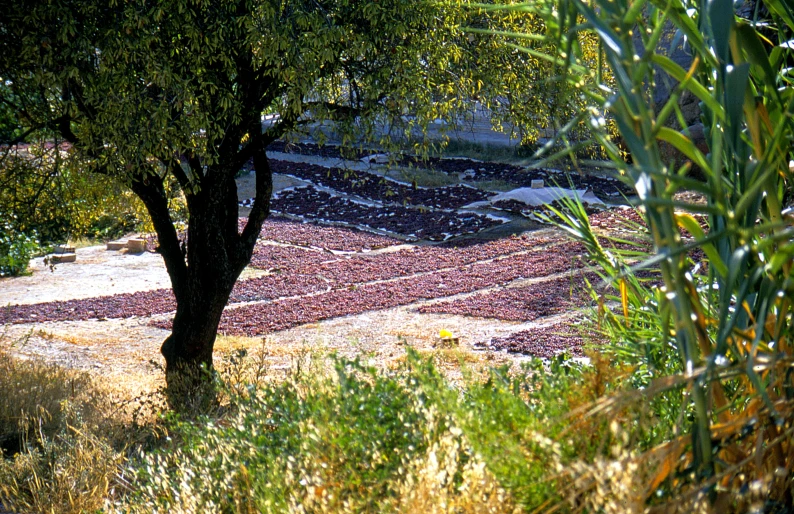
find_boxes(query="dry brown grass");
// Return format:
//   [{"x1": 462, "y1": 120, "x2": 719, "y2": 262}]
[
  {"x1": 0, "y1": 331, "x2": 101, "y2": 455},
  {"x1": 0, "y1": 330, "x2": 157, "y2": 514},
  {"x1": 396, "y1": 432, "x2": 518, "y2": 514},
  {"x1": 0, "y1": 405, "x2": 124, "y2": 514}
]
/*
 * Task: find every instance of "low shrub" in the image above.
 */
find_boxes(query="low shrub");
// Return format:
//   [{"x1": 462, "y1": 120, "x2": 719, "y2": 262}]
[
  {"x1": 121, "y1": 355, "x2": 450, "y2": 512},
  {"x1": 115, "y1": 349, "x2": 630, "y2": 513},
  {"x1": 0, "y1": 215, "x2": 40, "y2": 277},
  {"x1": 1, "y1": 334, "x2": 641, "y2": 513}
]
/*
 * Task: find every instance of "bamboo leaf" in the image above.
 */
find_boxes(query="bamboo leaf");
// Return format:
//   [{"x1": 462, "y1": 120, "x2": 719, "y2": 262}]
[
  {"x1": 764, "y1": 0, "x2": 794, "y2": 30},
  {"x1": 644, "y1": 437, "x2": 689, "y2": 499},
  {"x1": 575, "y1": 2, "x2": 625, "y2": 57},
  {"x1": 675, "y1": 213, "x2": 729, "y2": 277},
  {"x1": 657, "y1": 126, "x2": 711, "y2": 172},
  {"x1": 734, "y1": 23, "x2": 778, "y2": 91},
  {"x1": 652, "y1": 55, "x2": 723, "y2": 117},
  {"x1": 708, "y1": 0, "x2": 734, "y2": 63},
  {"x1": 725, "y1": 63, "x2": 751, "y2": 148},
  {"x1": 620, "y1": 278, "x2": 630, "y2": 323}
]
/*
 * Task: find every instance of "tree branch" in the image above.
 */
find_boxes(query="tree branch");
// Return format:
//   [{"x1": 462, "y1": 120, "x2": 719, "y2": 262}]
[
  {"x1": 162, "y1": 156, "x2": 192, "y2": 192},
  {"x1": 56, "y1": 114, "x2": 78, "y2": 144},
  {"x1": 237, "y1": 147, "x2": 272, "y2": 271},
  {"x1": 227, "y1": 107, "x2": 301, "y2": 173},
  {"x1": 304, "y1": 101, "x2": 362, "y2": 120},
  {"x1": 2, "y1": 124, "x2": 43, "y2": 146},
  {"x1": 129, "y1": 175, "x2": 189, "y2": 297},
  {"x1": 186, "y1": 153, "x2": 204, "y2": 186}
]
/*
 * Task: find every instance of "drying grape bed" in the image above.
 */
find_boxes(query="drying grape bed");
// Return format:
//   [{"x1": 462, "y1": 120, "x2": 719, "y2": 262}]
[
  {"x1": 3, "y1": 230, "x2": 589, "y2": 351},
  {"x1": 268, "y1": 160, "x2": 491, "y2": 209},
  {"x1": 0, "y1": 272, "x2": 333, "y2": 324},
  {"x1": 265, "y1": 141, "x2": 633, "y2": 199},
  {"x1": 250, "y1": 216, "x2": 400, "y2": 251},
  {"x1": 1, "y1": 232, "x2": 582, "y2": 327},
  {"x1": 243, "y1": 146, "x2": 635, "y2": 242},
  {"x1": 418, "y1": 273, "x2": 596, "y2": 322},
  {"x1": 153, "y1": 242, "x2": 588, "y2": 336},
  {"x1": 490, "y1": 198, "x2": 606, "y2": 221},
  {"x1": 476, "y1": 322, "x2": 602, "y2": 357},
  {"x1": 264, "y1": 185, "x2": 503, "y2": 241},
  {"x1": 267, "y1": 140, "x2": 371, "y2": 160},
  {"x1": 248, "y1": 233, "x2": 565, "y2": 274},
  {"x1": 397, "y1": 157, "x2": 631, "y2": 198},
  {"x1": 0, "y1": 289, "x2": 177, "y2": 325},
  {"x1": 6, "y1": 158, "x2": 650, "y2": 359}
]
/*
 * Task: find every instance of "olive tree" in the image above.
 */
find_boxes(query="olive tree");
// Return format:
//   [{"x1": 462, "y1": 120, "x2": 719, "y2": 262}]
[{"x1": 1, "y1": 0, "x2": 475, "y2": 398}]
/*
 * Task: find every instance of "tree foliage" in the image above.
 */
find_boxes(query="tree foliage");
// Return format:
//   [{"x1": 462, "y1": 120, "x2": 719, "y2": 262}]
[
  {"x1": 0, "y1": 144, "x2": 148, "y2": 243},
  {"x1": 460, "y1": 2, "x2": 610, "y2": 147},
  {"x1": 2, "y1": 0, "x2": 477, "y2": 165}
]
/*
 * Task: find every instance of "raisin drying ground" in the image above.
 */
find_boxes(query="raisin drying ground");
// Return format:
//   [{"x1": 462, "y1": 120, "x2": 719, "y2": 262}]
[
  {"x1": 1, "y1": 231, "x2": 579, "y2": 327},
  {"x1": 152, "y1": 243, "x2": 586, "y2": 336},
  {"x1": 249, "y1": 216, "x2": 400, "y2": 251},
  {"x1": 269, "y1": 160, "x2": 491, "y2": 210},
  {"x1": 264, "y1": 141, "x2": 632, "y2": 199},
  {"x1": 477, "y1": 323, "x2": 605, "y2": 358},
  {"x1": 418, "y1": 273, "x2": 596, "y2": 322},
  {"x1": 263, "y1": 185, "x2": 503, "y2": 240}
]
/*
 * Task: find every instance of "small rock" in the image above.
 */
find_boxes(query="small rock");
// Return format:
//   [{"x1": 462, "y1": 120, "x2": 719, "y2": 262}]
[
  {"x1": 106, "y1": 241, "x2": 127, "y2": 251},
  {"x1": 54, "y1": 245, "x2": 75, "y2": 254},
  {"x1": 459, "y1": 168, "x2": 477, "y2": 180},
  {"x1": 51, "y1": 253, "x2": 76, "y2": 263}
]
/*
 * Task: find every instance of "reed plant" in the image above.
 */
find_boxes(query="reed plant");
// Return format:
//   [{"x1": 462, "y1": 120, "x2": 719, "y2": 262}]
[{"x1": 499, "y1": 0, "x2": 794, "y2": 508}]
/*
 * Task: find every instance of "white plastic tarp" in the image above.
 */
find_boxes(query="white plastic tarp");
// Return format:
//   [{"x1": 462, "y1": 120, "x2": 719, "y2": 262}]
[{"x1": 489, "y1": 187, "x2": 605, "y2": 207}]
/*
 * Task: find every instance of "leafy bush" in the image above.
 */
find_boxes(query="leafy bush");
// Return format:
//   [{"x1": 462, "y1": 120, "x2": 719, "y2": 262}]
[
  {"x1": 0, "y1": 337, "x2": 631, "y2": 513},
  {"x1": 0, "y1": 214, "x2": 40, "y2": 277},
  {"x1": 121, "y1": 355, "x2": 452, "y2": 512},
  {"x1": 0, "y1": 144, "x2": 150, "y2": 244}
]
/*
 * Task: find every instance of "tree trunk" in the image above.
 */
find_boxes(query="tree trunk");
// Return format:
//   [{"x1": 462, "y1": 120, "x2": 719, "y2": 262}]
[
  {"x1": 160, "y1": 287, "x2": 232, "y2": 410},
  {"x1": 132, "y1": 150, "x2": 273, "y2": 410}
]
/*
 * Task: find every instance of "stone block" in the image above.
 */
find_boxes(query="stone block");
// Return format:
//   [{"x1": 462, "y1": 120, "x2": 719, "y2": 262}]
[
  {"x1": 126, "y1": 238, "x2": 147, "y2": 253},
  {"x1": 54, "y1": 245, "x2": 75, "y2": 254},
  {"x1": 51, "y1": 253, "x2": 76, "y2": 263},
  {"x1": 531, "y1": 179, "x2": 544, "y2": 189},
  {"x1": 106, "y1": 241, "x2": 127, "y2": 251}
]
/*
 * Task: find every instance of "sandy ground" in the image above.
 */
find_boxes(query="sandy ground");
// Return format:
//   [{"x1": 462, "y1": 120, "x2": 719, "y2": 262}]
[
  {"x1": 1, "y1": 247, "x2": 170, "y2": 306},
  {"x1": 0, "y1": 246, "x2": 268, "y2": 307}
]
